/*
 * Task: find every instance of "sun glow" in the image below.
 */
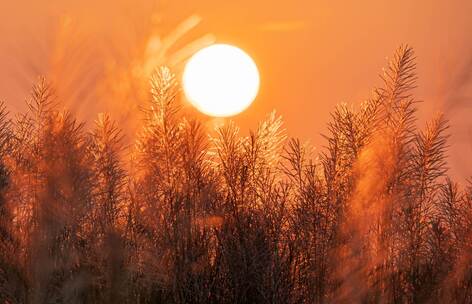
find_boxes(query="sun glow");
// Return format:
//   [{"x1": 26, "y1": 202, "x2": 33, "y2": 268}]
[{"x1": 183, "y1": 44, "x2": 260, "y2": 117}]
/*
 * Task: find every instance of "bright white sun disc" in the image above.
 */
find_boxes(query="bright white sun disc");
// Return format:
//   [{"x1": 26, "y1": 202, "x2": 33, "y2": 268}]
[{"x1": 183, "y1": 44, "x2": 260, "y2": 117}]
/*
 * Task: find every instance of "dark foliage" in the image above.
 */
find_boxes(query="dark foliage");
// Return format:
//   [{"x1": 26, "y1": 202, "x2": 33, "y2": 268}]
[{"x1": 0, "y1": 46, "x2": 470, "y2": 303}]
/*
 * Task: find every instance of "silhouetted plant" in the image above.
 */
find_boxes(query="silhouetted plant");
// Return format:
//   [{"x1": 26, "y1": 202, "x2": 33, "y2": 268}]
[{"x1": 0, "y1": 46, "x2": 470, "y2": 304}]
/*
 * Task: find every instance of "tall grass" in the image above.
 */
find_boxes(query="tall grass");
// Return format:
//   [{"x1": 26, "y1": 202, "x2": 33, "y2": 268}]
[{"x1": 0, "y1": 46, "x2": 470, "y2": 303}]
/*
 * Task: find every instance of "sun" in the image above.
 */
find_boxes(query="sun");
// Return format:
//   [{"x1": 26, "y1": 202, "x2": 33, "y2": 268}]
[{"x1": 183, "y1": 44, "x2": 260, "y2": 117}]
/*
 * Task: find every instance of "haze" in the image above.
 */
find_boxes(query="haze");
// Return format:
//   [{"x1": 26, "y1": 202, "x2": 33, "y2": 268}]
[{"x1": 0, "y1": 0, "x2": 470, "y2": 178}]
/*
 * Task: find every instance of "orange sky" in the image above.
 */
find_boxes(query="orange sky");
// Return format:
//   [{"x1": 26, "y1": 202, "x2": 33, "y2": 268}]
[{"x1": 0, "y1": 0, "x2": 471, "y2": 178}]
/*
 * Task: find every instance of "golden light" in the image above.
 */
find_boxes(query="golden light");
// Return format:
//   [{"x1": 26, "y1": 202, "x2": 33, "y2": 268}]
[{"x1": 183, "y1": 44, "x2": 260, "y2": 117}]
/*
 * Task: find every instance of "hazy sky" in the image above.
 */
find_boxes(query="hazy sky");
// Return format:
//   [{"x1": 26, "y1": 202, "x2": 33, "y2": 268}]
[{"x1": 0, "y1": 0, "x2": 471, "y2": 178}]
